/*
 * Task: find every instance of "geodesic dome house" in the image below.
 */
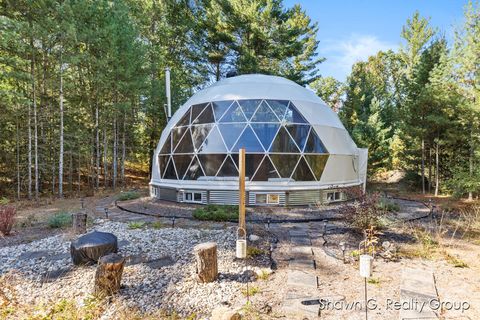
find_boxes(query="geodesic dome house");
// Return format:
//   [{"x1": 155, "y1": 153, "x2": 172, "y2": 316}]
[{"x1": 150, "y1": 74, "x2": 367, "y2": 206}]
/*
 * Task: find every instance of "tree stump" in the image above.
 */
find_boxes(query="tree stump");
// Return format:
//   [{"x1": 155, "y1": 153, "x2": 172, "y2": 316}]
[
  {"x1": 72, "y1": 212, "x2": 87, "y2": 235},
  {"x1": 194, "y1": 242, "x2": 218, "y2": 283},
  {"x1": 94, "y1": 253, "x2": 125, "y2": 297}
]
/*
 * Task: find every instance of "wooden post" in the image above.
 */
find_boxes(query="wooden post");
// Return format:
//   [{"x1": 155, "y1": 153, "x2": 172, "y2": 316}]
[
  {"x1": 239, "y1": 148, "x2": 246, "y2": 231},
  {"x1": 72, "y1": 212, "x2": 87, "y2": 235},
  {"x1": 94, "y1": 253, "x2": 125, "y2": 297},
  {"x1": 194, "y1": 242, "x2": 218, "y2": 283}
]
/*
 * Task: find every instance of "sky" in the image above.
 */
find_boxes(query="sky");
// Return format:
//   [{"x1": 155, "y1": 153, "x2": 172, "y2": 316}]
[{"x1": 283, "y1": 0, "x2": 469, "y2": 82}]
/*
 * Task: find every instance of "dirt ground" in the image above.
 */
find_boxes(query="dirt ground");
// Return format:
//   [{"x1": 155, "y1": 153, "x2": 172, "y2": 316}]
[{"x1": 1, "y1": 189, "x2": 479, "y2": 319}]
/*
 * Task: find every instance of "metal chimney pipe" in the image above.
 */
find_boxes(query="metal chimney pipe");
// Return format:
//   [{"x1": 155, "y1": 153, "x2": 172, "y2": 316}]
[{"x1": 165, "y1": 67, "x2": 172, "y2": 121}]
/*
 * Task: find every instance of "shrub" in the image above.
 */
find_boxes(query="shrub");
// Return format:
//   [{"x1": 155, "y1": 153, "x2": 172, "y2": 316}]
[
  {"x1": 117, "y1": 191, "x2": 141, "y2": 201},
  {"x1": 342, "y1": 192, "x2": 385, "y2": 231},
  {"x1": 0, "y1": 205, "x2": 16, "y2": 235},
  {"x1": 246, "y1": 246, "x2": 265, "y2": 257},
  {"x1": 193, "y1": 204, "x2": 238, "y2": 221},
  {"x1": 128, "y1": 221, "x2": 146, "y2": 229},
  {"x1": 48, "y1": 212, "x2": 72, "y2": 229},
  {"x1": 377, "y1": 198, "x2": 400, "y2": 212}
]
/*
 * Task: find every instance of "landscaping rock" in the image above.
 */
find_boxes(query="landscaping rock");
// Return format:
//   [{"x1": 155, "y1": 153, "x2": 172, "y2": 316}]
[
  {"x1": 70, "y1": 231, "x2": 118, "y2": 265},
  {"x1": 249, "y1": 234, "x2": 260, "y2": 242},
  {"x1": 211, "y1": 306, "x2": 242, "y2": 320}
]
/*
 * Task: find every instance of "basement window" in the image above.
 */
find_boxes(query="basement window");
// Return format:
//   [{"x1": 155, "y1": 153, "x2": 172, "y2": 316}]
[
  {"x1": 326, "y1": 191, "x2": 342, "y2": 202},
  {"x1": 184, "y1": 191, "x2": 202, "y2": 203},
  {"x1": 256, "y1": 193, "x2": 280, "y2": 205}
]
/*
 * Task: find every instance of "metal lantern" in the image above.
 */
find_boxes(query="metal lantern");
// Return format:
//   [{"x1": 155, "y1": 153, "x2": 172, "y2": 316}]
[{"x1": 236, "y1": 227, "x2": 247, "y2": 259}]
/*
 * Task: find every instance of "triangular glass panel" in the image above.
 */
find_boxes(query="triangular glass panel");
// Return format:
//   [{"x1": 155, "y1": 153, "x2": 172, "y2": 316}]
[
  {"x1": 269, "y1": 127, "x2": 300, "y2": 152},
  {"x1": 184, "y1": 156, "x2": 204, "y2": 180},
  {"x1": 251, "y1": 156, "x2": 280, "y2": 181},
  {"x1": 286, "y1": 124, "x2": 310, "y2": 151},
  {"x1": 212, "y1": 100, "x2": 234, "y2": 121},
  {"x1": 267, "y1": 100, "x2": 289, "y2": 121},
  {"x1": 251, "y1": 101, "x2": 279, "y2": 122},
  {"x1": 304, "y1": 129, "x2": 328, "y2": 153},
  {"x1": 190, "y1": 103, "x2": 208, "y2": 123},
  {"x1": 270, "y1": 154, "x2": 300, "y2": 178},
  {"x1": 176, "y1": 109, "x2": 191, "y2": 126},
  {"x1": 162, "y1": 157, "x2": 177, "y2": 179},
  {"x1": 198, "y1": 154, "x2": 226, "y2": 176},
  {"x1": 159, "y1": 133, "x2": 171, "y2": 154},
  {"x1": 284, "y1": 102, "x2": 307, "y2": 123},
  {"x1": 238, "y1": 99, "x2": 261, "y2": 121},
  {"x1": 191, "y1": 124, "x2": 213, "y2": 150},
  {"x1": 193, "y1": 103, "x2": 215, "y2": 124},
  {"x1": 217, "y1": 123, "x2": 245, "y2": 151},
  {"x1": 291, "y1": 156, "x2": 316, "y2": 181},
  {"x1": 158, "y1": 155, "x2": 169, "y2": 177},
  {"x1": 250, "y1": 123, "x2": 280, "y2": 151},
  {"x1": 173, "y1": 155, "x2": 193, "y2": 179},
  {"x1": 219, "y1": 101, "x2": 246, "y2": 122},
  {"x1": 231, "y1": 154, "x2": 264, "y2": 180},
  {"x1": 174, "y1": 129, "x2": 194, "y2": 153},
  {"x1": 305, "y1": 155, "x2": 329, "y2": 180},
  {"x1": 198, "y1": 126, "x2": 228, "y2": 153},
  {"x1": 232, "y1": 125, "x2": 264, "y2": 153},
  {"x1": 216, "y1": 155, "x2": 238, "y2": 177},
  {"x1": 172, "y1": 126, "x2": 188, "y2": 151}
]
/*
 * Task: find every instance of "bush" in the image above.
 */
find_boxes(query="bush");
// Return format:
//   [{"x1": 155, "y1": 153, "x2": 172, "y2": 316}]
[
  {"x1": 117, "y1": 191, "x2": 141, "y2": 201},
  {"x1": 377, "y1": 198, "x2": 400, "y2": 212},
  {"x1": 0, "y1": 205, "x2": 16, "y2": 235},
  {"x1": 193, "y1": 204, "x2": 238, "y2": 221},
  {"x1": 342, "y1": 192, "x2": 385, "y2": 231},
  {"x1": 128, "y1": 221, "x2": 146, "y2": 229},
  {"x1": 48, "y1": 212, "x2": 72, "y2": 229}
]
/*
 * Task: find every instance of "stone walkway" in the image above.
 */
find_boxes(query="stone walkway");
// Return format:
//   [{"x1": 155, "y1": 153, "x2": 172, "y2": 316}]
[{"x1": 400, "y1": 268, "x2": 438, "y2": 319}]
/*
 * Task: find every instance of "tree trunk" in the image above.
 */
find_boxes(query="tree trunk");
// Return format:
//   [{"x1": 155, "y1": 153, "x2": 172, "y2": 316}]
[
  {"x1": 193, "y1": 242, "x2": 218, "y2": 283},
  {"x1": 28, "y1": 22, "x2": 34, "y2": 200},
  {"x1": 69, "y1": 151, "x2": 73, "y2": 194},
  {"x1": 121, "y1": 112, "x2": 126, "y2": 185},
  {"x1": 77, "y1": 147, "x2": 81, "y2": 194},
  {"x1": 428, "y1": 146, "x2": 432, "y2": 193},
  {"x1": 16, "y1": 111, "x2": 20, "y2": 200},
  {"x1": 468, "y1": 123, "x2": 474, "y2": 201},
  {"x1": 435, "y1": 139, "x2": 439, "y2": 197},
  {"x1": 113, "y1": 115, "x2": 117, "y2": 190},
  {"x1": 58, "y1": 53, "x2": 64, "y2": 198},
  {"x1": 95, "y1": 103, "x2": 100, "y2": 190},
  {"x1": 94, "y1": 253, "x2": 125, "y2": 298},
  {"x1": 103, "y1": 127, "x2": 108, "y2": 188},
  {"x1": 421, "y1": 138, "x2": 425, "y2": 194},
  {"x1": 72, "y1": 212, "x2": 87, "y2": 235}
]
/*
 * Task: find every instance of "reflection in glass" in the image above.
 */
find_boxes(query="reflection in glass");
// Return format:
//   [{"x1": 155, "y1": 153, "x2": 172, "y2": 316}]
[
  {"x1": 172, "y1": 127, "x2": 188, "y2": 151},
  {"x1": 198, "y1": 126, "x2": 228, "y2": 153},
  {"x1": 158, "y1": 155, "x2": 169, "y2": 177},
  {"x1": 173, "y1": 155, "x2": 193, "y2": 179},
  {"x1": 251, "y1": 101, "x2": 278, "y2": 122},
  {"x1": 284, "y1": 102, "x2": 307, "y2": 123},
  {"x1": 291, "y1": 157, "x2": 316, "y2": 181},
  {"x1": 250, "y1": 123, "x2": 279, "y2": 151},
  {"x1": 270, "y1": 154, "x2": 299, "y2": 178},
  {"x1": 184, "y1": 156, "x2": 204, "y2": 180},
  {"x1": 159, "y1": 133, "x2": 171, "y2": 154},
  {"x1": 177, "y1": 109, "x2": 190, "y2": 126},
  {"x1": 198, "y1": 154, "x2": 226, "y2": 176},
  {"x1": 218, "y1": 123, "x2": 245, "y2": 151},
  {"x1": 231, "y1": 154, "x2": 264, "y2": 179},
  {"x1": 270, "y1": 127, "x2": 299, "y2": 152},
  {"x1": 266, "y1": 100, "x2": 289, "y2": 120},
  {"x1": 304, "y1": 129, "x2": 327, "y2": 153},
  {"x1": 216, "y1": 156, "x2": 238, "y2": 176},
  {"x1": 191, "y1": 124, "x2": 213, "y2": 150},
  {"x1": 193, "y1": 104, "x2": 215, "y2": 124},
  {"x1": 286, "y1": 125, "x2": 310, "y2": 151},
  {"x1": 232, "y1": 125, "x2": 264, "y2": 152},
  {"x1": 174, "y1": 130, "x2": 194, "y2": 153},
  {"x1": 238, "y1": 99, "x2": 261, "y2": 120},
  {"x1": 252, "y1": 156, "x2": 280, "y2": 181},
  {"x1": 219, "y1": 101, "x2": 246, "y2": 122},
  {"x1": 305, "y1": 155, "x2": 328, "y2": 180},
  {"x1": 212, "y1": 100, "x2": 233, "y2": 120},
  {"x1": 163, "y1": 157, "x2": 177, "y2": 179},
  {"x1": 190, "y1": 103, "x2": 208, "y2": 123}
]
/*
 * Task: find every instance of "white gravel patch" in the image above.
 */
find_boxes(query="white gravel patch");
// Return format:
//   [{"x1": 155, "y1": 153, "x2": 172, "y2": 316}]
[{"x1": 0, "y1": 220, "x2": 258, "y2": 317}]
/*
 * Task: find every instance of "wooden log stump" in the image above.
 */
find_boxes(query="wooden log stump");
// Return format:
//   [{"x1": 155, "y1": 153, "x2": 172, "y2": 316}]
[
  {"x1": 72, "y1": 212, "x2": 87, "y2": 235},
  {"x1": 194, "y1": 242, "x2": 218, "y2": 283},
  {"x1": 94, "y1": 253, "x2": 125, "y2": 297}
]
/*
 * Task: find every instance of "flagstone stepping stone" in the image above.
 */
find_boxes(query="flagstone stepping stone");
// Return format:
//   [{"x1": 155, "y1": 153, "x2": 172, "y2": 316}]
[
  {"x1": 287, "y1": 270, "x2": 318, "y2": 288},
  {"x1": 146, "y1": 256, "x2": 175, "y2": 269},
  {"x1": 42, "y1": 267, "x2": 73, "y2": 282},
  {"x1": 18, "y1": 250, "x2": 50, "y2": 260},
  {"x1": 289, "y1": 259, "x2": 315, "y2": 270},
  {"x1": 289, "y1": 230, "x2": 309, "y2": 237},
  {"x1": 399, "y1": 268, "x2": 438, "y2": 319},
  {"x1": 290, "y1": 236, "x2": 311, "y2": 246}
]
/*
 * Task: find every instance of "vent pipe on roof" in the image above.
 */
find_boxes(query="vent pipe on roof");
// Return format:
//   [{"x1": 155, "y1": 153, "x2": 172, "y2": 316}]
[{"x1": 165, "y1": 67, "x2": 172, "y2": 121}]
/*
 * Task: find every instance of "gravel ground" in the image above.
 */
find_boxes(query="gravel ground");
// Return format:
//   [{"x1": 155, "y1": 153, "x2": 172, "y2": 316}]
[{"x1": 0, "y1": 220, "x2": 271, "y2": 318}]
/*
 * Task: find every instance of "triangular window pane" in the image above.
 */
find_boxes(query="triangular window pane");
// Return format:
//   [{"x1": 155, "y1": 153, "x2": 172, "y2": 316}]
[
  {"x1": 190, "y1": 103, "x2": 208, "y2": 123},
  {"x1": 172, "y1": 127, "x2": 188, "y2": 151},
  {"x1": 219, "y1": 101, "x2": 246, "y2": 122},
  {"x1": 269, "y1": 127, "x2": 300, "y2": 152},
  {"x1": 232, "y1": 125, "x2": 264, "y2": 153},
  {"x1": 284, "y1": 102, "x2": 307, "y2": 123},
  {"x1": 286, "y1": 124, "x2": 310, "y2": 151},
  {"x1": 218, "y1": 123, "x2": 245, "y2": 151},
  {"x1": 251, "y1": 101, "x2": 278, "y2": 122},
  {"x1": 173, "y1": 155, "x2": 193, "y2": 179},
  {"x1": 191, "y1": 124, "x2": 213, "y2": 150},
  {"x1": 266, "y1": 100, "x2": 289, "y2": 121},
  {"x1": 198, "y1": 154, "x2": 226, "y2": 176},
  {"x1": 251, "y1": 123, "x2": 280, "y2": 151},
  {"x1": 212, "y1": 100, "x2": 234, "y2": 120},
  {"x1": 158, "y1": 155, "x2": 169, "y2": 177},
  {"x1": 270, "y1": 154, "x2": 300, "y2": 178},
  {"x1": 252, "y1": 156, "x2": 280, "y2": 181},
  {"x1": 174, "y1": 129, "x2": 194, "y2": 153},
  {"x1": 198, "y1": 126, "x2": 228, "y2": 153},
  {"x1": 162, "y1": 157, "x2": 177, "y2": 179},
  {"x1": 216, "y1": 155, "x2": 238, "y2": 177},
  {"x1": 291, "y1": 156, "x2": 316, "y2": 181},
  {"x1": 231, "y1": 154, "x2": 264, "y2": 180},
  {"x1": 193, "y1": 103, "x2": 215, "y2": 124},
  {"x1": 184, "y1": 156, "x2": 204, "y2": 180},
  {"x1": 238, "y1": 99, "x2": 261, "y2": 121},
  {"x1": 177, "y1": 109, "x2": 191, "y2": 126},
  {"x1": 305, "y1": 155, "x2": 328, "y2": 180},
  {"x1": 159, "y1": 133, "x2": 171, "y2": 154},
  {"x1": 304, "y1": 129, "x2": 328, "y2": 153}
]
